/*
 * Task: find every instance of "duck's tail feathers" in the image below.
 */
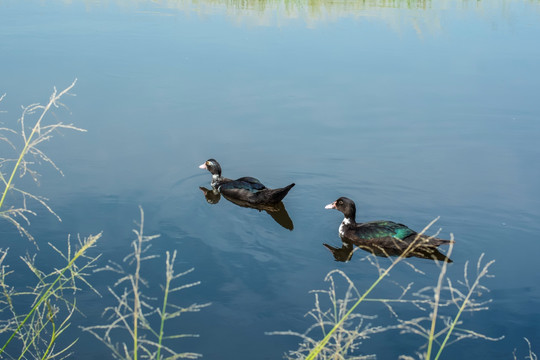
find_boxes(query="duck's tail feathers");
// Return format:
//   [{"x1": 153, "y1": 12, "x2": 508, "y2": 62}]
[
  {"x1": 415, "y1": 234, "x2": 455, "y2": 247},
  {"x1": 265, "y1": 183, "x2": 295, "y2": 204}
]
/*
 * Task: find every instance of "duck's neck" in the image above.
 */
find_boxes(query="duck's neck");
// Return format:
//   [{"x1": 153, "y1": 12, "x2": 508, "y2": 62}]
[
  {"x1": 345, "y1": 204, "x2": 356, "y2": 225},
  {"x1": 339, "y1": 217, "x2": 355, "y2": 237},
  {"x1": 211, "y1": 174, "x2": 224, "y2": 187}
]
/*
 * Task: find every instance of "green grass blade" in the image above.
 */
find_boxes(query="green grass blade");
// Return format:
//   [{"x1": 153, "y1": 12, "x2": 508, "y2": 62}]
[{"x1": 0, "y1": 233, "x2": 100, "y2": 355}]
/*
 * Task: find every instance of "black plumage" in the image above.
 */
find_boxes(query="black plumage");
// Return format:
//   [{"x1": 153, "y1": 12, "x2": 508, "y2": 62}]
[{"x1": 199, "y1": 159, "x2": 295, "y2": 206}]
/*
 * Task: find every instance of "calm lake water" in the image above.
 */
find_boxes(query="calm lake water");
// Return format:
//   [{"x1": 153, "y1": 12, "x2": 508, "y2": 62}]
[{"x1": 1, "y1": 0, "x2": 540, "y2": 359}]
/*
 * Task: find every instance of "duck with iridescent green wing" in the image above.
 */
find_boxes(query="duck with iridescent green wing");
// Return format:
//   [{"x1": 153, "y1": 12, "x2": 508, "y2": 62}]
[{"x1": 325, "y1": 197, "x2": 454, "y2": 252}]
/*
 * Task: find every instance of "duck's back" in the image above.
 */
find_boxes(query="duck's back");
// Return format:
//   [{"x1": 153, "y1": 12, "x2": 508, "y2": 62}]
[
  {"x1": 218, "y1": 178, "x2": 294, "y2": 206},
  {"x1": 219, "y1": 177, "x2": 266, "y2": 193},
  {"x1": 353, "y1": 220, "x2": 417, "y2": 240},
  {"x1": 234, "y1": 177, "x2": 267, "y2": 191},
  {"x1": 217, "y1": 177, "x2": 265, "y2": 202},
  {"x1": 343, "y1": 220, "x2": 451, "y2": 248}
]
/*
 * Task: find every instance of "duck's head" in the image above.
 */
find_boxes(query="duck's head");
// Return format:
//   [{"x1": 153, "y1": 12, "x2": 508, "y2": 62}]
[
  {"x1": 325, "y1": 197, "x2": 356, "y2": 221},
  {"x1": 199, "y1": 159, "x2": 222, "y2": 177}
]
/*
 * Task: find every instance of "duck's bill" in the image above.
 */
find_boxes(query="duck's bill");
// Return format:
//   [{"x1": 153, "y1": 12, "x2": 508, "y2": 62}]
[
  {"x1": 199, "y1": 163, "x2": 207, "y2": 169},
  {"x1": 325, "y1": 202, "x2": 336, "y2": 209}
]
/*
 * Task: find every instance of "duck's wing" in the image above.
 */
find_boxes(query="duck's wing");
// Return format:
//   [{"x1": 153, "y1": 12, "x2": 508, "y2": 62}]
[
  {"x1": 355, "y1": 221, "x2": 417, "y2": 240},
  {"x1": 218, "y1": 178, "x2": 265, "y2": 194},
  {"x1": 235, "y1": 177, "x2": 266, "y2": 188},
  {"x1": 229, "y1": 177, "x2": 267, "y2": 191}
]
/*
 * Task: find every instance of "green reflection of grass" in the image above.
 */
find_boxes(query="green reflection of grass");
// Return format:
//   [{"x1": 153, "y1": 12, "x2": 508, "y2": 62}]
[
  {"x1": 86, "y1": 0, "x2": 435, "y2": 17},
  {"x1": 79, "y1": 0, "x2": 540, "y2": 12},
  {"x1": 73, "y1": 0, "x2": 540, "y2": 30},
  {"x1": 189, "y1": 0, "x2": 432, "y2": 11}
]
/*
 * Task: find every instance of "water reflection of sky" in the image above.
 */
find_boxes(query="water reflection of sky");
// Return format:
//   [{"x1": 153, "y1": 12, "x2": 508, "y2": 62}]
[{"x1": 1, "y1": 0, "x2": 540, "y2": 359}]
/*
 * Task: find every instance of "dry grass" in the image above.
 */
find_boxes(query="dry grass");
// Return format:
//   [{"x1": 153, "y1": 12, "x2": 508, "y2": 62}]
[
  {"x1": 0, "y1": 81, "x2": 101, "y2": 359},
  {"x1": 82, "y1": 207, "x2": 211, "y2": 360},
  {"x1": 0, "y1": 234, "x2": 101, "y2": 359},
  {"x1": 1, "y1": 82, "x2": 208, "y2": 359},
  {"x1": 0, "y1": 79, "x2": 85, "y2": 245},
  {"x1": 513, "y1": 338, "x2": 537, "y2": 360}
]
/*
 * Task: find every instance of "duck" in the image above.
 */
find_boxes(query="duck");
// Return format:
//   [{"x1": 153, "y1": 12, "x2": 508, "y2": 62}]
[
  {"x1": 325, "y1": 197, "x2": 454, "y2": 250},
  {"x1": 199, "y1": 159, "x2": 295, "y2": 206}
]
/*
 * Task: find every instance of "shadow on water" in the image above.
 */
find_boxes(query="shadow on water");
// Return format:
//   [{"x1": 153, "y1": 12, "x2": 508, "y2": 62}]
[
  {"x1": 323, "y1": 237, "x2": 453, "y2": 263},
  {"x1": 199, "y1": 186, "x2": 294, "y2": 230}
]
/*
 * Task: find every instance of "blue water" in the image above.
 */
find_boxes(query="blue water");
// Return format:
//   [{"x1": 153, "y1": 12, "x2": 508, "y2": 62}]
[{"x1": 1, "y1": 0, "x2": 539, "y2": 359}]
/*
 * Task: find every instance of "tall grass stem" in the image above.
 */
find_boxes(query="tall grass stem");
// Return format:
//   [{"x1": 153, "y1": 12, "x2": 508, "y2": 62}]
[
  {"x1": 433, "y1": 256, "x2": 494, "y2": 360},
  {"x1": 0, "y1": 79, "x2": 77, "y2": 211},
  {"x1": 426, "y1": 239, "x2": 454, "y2": 360}
]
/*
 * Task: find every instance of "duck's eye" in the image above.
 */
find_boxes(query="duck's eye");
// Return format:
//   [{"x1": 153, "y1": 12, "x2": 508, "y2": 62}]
[{"x1": 338, "y1": 200, "x2": 343, "y2": 205}]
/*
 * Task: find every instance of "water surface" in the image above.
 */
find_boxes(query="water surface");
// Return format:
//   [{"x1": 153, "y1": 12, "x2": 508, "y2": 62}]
[{"x1": 1, "y1": 0, "x2": 539, "y2": 358}]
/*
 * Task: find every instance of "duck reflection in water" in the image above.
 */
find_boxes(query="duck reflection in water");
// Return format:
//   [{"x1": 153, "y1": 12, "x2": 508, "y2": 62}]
[
  {"x1": 199, "y1": 186, "x2": 294, "y2": 230},
  {"x1": 324, "y1": 197, "x2": 453, "y2": 263},
  {"x1": 323, "y1": 238, "x2": 453, "y2": 263},
  {"x1": 199, "y1": 159, "x2": 295, "y2": 230}
]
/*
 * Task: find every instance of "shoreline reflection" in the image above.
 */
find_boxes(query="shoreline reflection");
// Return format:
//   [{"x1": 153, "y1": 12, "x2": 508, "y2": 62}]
[{"x1": 65, "y1": 0, "x2": 533, "y2": 32}]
